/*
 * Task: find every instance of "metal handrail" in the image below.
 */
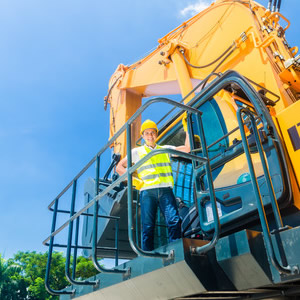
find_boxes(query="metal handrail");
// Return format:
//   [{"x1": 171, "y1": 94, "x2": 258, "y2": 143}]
[
  {"x1": 92, "y1": 156, "x2": 125, "y2": 273},
  {"x1": 45, "y1": 174, "x2": 125, "y2": 294},
  {"x1": 45, "y1": 244, "x2": 119, "y2": 251},
  {"x1": 126, "y1": 98, "x2": 212, "y2": 258},
  {"x1": 43, "y1": 172, "x2": 128, "y2": 245},
  {"x1": 65, "y1": 180, "x2": 98, "y2": 285},
  {"x1": 45, "y1": 116, "x2": 137, "y2": 292},
  {"x1": 126, "y1": 146, "x2": 208, "y2": 258},
  {"x1": 43, "y1": 96, "x2": 219, "y2": 294},
  {"x1": 47, "y1": 97, "x2": 198, "y2": 211},
  {"x1": 43, "y1": 98, "x2": 205, "y2": 244},
  {"x1": 237, "y1": 107, "x2": 296, "y2": 275},
  {"x1": 169, "y1": 70, "x2": 291, "y2": 236},
  {"x1": 190, "y1": 112, "x2": 221, "y2": 255},
  {"x1": 43, "y1": 69, "x2": 297, "y2": 296},
  {"x1": 45, "y1": 199, "x2": 75, "y2": 296}
]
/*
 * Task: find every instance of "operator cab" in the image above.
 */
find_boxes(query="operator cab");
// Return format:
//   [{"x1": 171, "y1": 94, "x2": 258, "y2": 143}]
[
  {"x1": 81, "y1": 71, "x2": 291, "y2": 257},
  {"x1": 158, "y1": 71, "x2": 290, "y2": 241}
]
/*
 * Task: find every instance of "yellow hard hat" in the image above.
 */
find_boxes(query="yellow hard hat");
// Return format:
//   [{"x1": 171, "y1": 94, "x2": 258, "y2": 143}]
[{"x1": 140, "y1": 119, "x2": 158, "y2": 135}]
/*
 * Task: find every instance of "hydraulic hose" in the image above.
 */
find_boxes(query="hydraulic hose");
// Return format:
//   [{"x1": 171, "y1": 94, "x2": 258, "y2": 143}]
[
  {"x1": 179, "y1": 40, "x2": 236, "y2": 91},
  {"x1": 267, "y1": 0, "x2": 272, "y2": 10},
  {"x1": 104, "y1": 75, "x2": 122, "y2": 111},
  {"x1": 277, "y1": 0, "x2": 282, "y2": 12},
  {"x1": 201, "y1": 46, "x2": 237, "y2": 90},
  {"x1": 272, "y1": 0, "x2": 277, "y2": 12},
  {"x1": 180, "y1": 42, "x2": 235, "y2": 69}
]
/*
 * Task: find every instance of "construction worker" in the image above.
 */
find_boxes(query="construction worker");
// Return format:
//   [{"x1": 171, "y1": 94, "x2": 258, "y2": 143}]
[{"x1": 116, "y1": 118, "x2": 190, "y2": 251}]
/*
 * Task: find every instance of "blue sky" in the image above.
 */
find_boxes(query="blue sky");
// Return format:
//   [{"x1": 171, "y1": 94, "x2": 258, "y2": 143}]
[{"x1": 0, "y1": 0, "x2": 299, "y2": 260}]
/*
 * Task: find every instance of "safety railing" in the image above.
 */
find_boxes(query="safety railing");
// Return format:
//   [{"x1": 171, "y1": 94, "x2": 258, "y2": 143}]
[
  {"x1": 44, "y1": 69, "x2": 291, "y2": 296},
  {"x1": 125, "y1": 98, "x2": 220, "y2": 259},
  {"x1": 126, "y1": 147, "x2": 210, "y2": 258},
  {"x1": 161, "y1": 70, "x2": 292, "y2": 264},
  {"x1": 187, "y1": 109, "x2": 221, "y2": 255},
  {"x1": 43, "y1": 96, "x2": 221, "y2": 295},
  {"x1": 45, "y1": 196, "x2": 121, "y2": 295},
  {"x1": 237, "y1": 107, "x2": 297, "y2": 275},
  {"x1": 91, "y1": 156, "x2": 124, "y2": 274}
]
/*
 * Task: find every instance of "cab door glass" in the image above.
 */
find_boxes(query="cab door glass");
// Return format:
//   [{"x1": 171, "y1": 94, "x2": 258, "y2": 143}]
[{"x1": 191, "y1": 98, "x2": 229, "y2": 160}]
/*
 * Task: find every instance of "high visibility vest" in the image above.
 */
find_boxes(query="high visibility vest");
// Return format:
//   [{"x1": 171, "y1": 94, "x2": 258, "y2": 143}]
[{"x1": 136, "y1": 145, "x2": 174, "y2": 191}]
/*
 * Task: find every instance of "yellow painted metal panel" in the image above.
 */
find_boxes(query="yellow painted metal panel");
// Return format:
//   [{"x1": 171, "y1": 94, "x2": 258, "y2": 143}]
[
  {"x1": 171, "y1": 48, "x2": 195, "y2": 104},
  {"x1": 277, "y1": 101, "x2": 300, "y2": 188}
]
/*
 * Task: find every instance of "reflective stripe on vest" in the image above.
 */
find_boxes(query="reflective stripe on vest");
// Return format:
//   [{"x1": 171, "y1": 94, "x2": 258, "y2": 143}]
[{"x1": 136, "y1": 145, "x2": 173, "y2": 189}]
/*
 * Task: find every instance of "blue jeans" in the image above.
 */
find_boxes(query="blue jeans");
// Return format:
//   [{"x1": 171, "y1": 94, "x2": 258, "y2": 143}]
[{"x1": 139, "y1": 187, "x2": 181, "y2": 251}]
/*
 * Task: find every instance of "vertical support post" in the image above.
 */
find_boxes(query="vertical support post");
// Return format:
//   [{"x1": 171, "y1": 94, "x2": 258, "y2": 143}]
[
  {"x1": 127, "y1": 123, "x2": 134, "y2": 250},
  {"x1": 193, "y1": 112, "x2": 221, "y2": 254},
  {"x1": 92, "y1": 191, "x2": 100, "y2": 267},
  {"x1": 95, "y1": 155, "x2": 100, "y2": 198},
  {"x1": 237, "y1": 108, "x2": 292, "y2": 274},
  {"x1": 115, "y1": 219, "x2": 119, "y2": 267},
  {"x1": 72, "y1": 217, "x2": 80, "y2": 280},
  {"x1": 188, "y1": 163, "x2": 193, "y2": 207},
  {"x1": 92, "y1": 155, "x2": 101, "y2": 269},
  {"x1": 92, "y1": 155, "x2": 126, "y2": 273},
  {"x1": 135, "y1": 197, "x2": 139, "y2": 248},
  {"x1": 65, "y1": 180, "x2": 77, "y2": 281},
  {"x1": 66, "y1": 181, "x2": 97, "y2": 285},
  {"x1": 157, "y1": 211, "x2": 162, "y2": 248},
  {"x1": 45, "y1": 198, "x2": 74, "y2": 295},
  {"x1": 92, "y1": 155, "x2": 100, "y2": 269},
  {"x1": 174, "y1": 161, "x2": 180, "y2": 196},
  {"x1": 248, "y1": 115, "x2": 284, "y2": 230}
]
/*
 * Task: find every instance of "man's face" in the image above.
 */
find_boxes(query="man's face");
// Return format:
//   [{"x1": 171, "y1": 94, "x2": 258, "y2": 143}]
[{"x1": 142, "y1": 128, "x2": 157, "y2": 147}]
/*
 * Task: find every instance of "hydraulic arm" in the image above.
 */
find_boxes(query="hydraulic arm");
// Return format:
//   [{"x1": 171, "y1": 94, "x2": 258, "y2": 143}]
[{"x1": 105, "y1": 0, "x2": 300, "y2": 158}]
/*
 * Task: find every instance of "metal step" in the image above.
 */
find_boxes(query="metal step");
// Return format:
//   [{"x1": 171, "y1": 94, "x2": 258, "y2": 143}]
[{"x1": 61, "y1": 228, "x2": 300, "y2": 299}]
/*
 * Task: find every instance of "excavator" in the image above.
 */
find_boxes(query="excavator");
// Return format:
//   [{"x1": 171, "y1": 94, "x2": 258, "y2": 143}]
[{"x1": 43, "y1": 0, "x2": 300, "y2": 299}]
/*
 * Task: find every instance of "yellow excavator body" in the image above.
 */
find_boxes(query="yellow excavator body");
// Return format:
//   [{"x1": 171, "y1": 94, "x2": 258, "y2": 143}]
[{"x1": 105, "y1": 0, "x2": 300, "y2": 206}]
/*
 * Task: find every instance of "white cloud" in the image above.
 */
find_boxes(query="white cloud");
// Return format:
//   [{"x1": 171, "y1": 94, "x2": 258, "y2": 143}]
[{"x1": 180, "y1": 0, "x2": 213, "y2": 18}]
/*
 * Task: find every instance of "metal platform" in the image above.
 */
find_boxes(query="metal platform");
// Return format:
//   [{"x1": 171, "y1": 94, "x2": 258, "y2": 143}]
[{"x1": 61, "y1": 227, "x2": 300, "y2": 300}]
